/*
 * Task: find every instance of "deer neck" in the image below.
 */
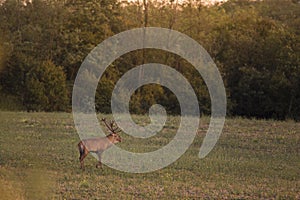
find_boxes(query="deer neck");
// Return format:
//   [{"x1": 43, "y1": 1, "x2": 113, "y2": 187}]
[{"x1": 106, "y1": 134, "x2": 115, "y2": 144}]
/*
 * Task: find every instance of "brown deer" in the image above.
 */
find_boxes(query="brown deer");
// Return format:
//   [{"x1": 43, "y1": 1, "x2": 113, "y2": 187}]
[{"x1": 78, "y1": 118, "x2": 122, "y2": 170}]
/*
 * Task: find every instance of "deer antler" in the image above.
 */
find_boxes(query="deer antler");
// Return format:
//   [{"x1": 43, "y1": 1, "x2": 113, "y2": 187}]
[{"x1": 101, "y1": 118, "x2": 121, "y2": 133}]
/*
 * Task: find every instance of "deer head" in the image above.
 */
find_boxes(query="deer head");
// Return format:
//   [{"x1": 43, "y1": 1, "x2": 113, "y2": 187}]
[{"x1": 101, "y1": 118, "x2": 122, "y2": 143}]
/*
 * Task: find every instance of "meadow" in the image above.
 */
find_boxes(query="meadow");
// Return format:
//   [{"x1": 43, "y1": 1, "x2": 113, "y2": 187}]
[{"x1": 0, "y1": 111, "x2": 299, "y2": 199}]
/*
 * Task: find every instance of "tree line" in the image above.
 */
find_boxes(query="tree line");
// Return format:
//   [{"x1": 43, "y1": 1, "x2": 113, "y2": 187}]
[{"x1": 0, "y1": 0, "x2": 299, "y2": 120}]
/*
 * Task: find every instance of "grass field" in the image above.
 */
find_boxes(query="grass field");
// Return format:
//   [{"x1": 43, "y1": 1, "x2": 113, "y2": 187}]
[{"x1": 0, "y1": 111, "x2": 299, "y2": 199}]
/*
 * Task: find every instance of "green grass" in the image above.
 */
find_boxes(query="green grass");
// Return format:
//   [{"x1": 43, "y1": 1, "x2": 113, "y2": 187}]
[{"x1": 0, "y1": 111, "x2": 299, "y2": 199}]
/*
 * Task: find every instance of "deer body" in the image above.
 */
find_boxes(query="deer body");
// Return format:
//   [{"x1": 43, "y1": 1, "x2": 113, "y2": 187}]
[{"x1": 78, "y1": 119, "x2": 121, "y2": 170}]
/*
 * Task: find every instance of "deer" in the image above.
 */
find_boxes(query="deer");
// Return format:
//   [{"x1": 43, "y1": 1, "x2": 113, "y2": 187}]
[{"x1": 78, "y1": 118, "x2": 122, "y2": 170}]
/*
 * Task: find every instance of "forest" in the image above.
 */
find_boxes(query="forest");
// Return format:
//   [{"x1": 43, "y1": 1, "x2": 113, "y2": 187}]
[{"x1": 0, "y1": 0, "x2": 299, "y2": 120}]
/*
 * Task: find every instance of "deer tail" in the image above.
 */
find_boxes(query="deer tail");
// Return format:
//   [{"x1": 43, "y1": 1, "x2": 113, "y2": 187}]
[{"x1": 78, "y1": 141, "x2": 85, "y2": 158}]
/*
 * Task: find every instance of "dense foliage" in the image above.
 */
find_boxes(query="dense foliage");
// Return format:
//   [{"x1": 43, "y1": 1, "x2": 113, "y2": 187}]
[{"x1": 0, "y1": 0, "x2": 299, "y2": 119}]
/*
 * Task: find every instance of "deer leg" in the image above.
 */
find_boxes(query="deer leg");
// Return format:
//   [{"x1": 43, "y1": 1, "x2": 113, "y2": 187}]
[{"x1": 96, "y1": 152, "x2": 102, "y2": 168}]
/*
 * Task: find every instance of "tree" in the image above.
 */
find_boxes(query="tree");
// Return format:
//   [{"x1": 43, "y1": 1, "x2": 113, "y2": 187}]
[
  {"x1": 24, "y1": 60, "x2": 69, "y2": 111},
  {"x1": 213, "y1": 4, "x2": 299, "y2": 119},
  {"x1": 61, "y1": 0, "x2": 122, "y2": 80}
]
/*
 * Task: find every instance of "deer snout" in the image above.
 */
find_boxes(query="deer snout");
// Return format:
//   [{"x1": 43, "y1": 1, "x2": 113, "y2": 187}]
[{"x1": 117, "y1": 136, "x2": 122, "y2": 142}]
